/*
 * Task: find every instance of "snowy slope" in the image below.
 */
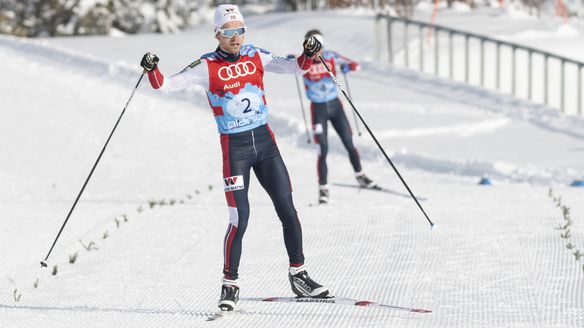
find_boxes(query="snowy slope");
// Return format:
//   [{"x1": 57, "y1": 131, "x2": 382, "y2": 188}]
[
  {"x1": 42, "y1": 10, "x2": 584, "y2": 185},
  {"x1": 1, "y1": 10, "x2": 584, "y2": 328}
]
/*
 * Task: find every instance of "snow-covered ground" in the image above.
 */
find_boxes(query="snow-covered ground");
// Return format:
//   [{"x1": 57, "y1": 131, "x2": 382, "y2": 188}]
[{"x1": 1, "y1": 9, "x2": 583, "y2": 327}]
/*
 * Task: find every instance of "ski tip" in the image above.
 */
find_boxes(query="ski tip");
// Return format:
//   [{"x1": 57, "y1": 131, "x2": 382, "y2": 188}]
[
  {"x1": 410, "y1": 308, "x2": 432, "y2": 313},
  {"x1": 40, "y1": 261, "x2": 48, "y2": 268}
]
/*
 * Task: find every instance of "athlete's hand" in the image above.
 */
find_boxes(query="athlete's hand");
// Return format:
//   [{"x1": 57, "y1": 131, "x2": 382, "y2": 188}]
[
  {"x1": 341, "y1": 62, "x2": 358, "y2": 74},
  {"x1": 140, "y1": 52, "x2": 159, "y2": 71},
  {"x1": 303, "y1": 36, "x2": 322, "y2": 58},
  {"x1": 286, "y1": 54, "x2": 296, "y2": 60}
]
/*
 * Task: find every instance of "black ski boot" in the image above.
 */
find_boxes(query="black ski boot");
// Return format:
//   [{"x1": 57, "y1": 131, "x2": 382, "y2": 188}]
[
  {"x1": 355, "y1": 172, "x2": 378, "y2": 189},
  {"x1": 318, "y1": 185, "x2": 329, "y2": 204},
  {"x1": 288, "y1": 265, "x2": 329, "y2": 298},
  {"x1": 218, "y1": 278, "x2": 239, "y2": 311}
]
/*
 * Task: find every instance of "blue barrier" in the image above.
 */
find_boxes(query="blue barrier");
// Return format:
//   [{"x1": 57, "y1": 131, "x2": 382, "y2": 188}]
[
  {"x1": 479, "y1": 177, "x2": 492, "y2": 186},
  {"x1": 570, "y1": 180, "x2": 584, "y2": 187}
]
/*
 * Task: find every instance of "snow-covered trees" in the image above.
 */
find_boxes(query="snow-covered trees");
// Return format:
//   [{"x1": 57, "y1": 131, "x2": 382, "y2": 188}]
[{"x1": 0, "y1": 0, "x2": 208, "y2": 37}]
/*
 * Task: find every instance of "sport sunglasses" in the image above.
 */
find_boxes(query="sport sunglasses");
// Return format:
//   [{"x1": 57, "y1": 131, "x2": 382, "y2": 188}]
[{"x1": 218, "y1": 26, "x2": 246, "y2": 38}]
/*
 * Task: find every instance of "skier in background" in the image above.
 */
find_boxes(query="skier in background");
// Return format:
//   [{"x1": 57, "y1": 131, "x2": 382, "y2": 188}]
[
  {"x1": 301, "y1": 29, "x2": 378, "y2": 204},
  {"x1": 140, "y1": 5, "x2": 329, "y2": 311}
]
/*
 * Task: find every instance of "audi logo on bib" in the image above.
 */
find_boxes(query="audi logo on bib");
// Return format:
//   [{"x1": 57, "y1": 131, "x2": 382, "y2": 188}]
[{"x1": 218, "y1": 61, "x2": 257, "y2": 81}]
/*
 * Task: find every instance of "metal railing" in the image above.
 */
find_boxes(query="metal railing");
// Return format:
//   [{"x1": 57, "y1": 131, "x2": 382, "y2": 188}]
[{"x1": 375, "y1": 14, "x2": 583, "y2": 116}]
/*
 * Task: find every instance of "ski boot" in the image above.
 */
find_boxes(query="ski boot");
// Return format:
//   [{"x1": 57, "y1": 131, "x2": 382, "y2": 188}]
[
  {"x1": 288, "y1": 265, "x2": 329, "y2": 298},
  {"x1": 318, "y1": 185, "x2": 329, "y2": 204},
  {"x1": 218, "y1": 278, "x2": 239, "y2": 311},
  {"x1": 355, "y1": 172, "x2": 378, "y2": 189}
]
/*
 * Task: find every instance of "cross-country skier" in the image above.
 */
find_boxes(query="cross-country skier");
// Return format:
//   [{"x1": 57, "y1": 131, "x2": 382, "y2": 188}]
[
  {"x1": 301, "y1": 29, "x2": 378, "y2": 204},
  {"x1": 140, "y1": 5, "x2": 329, "y2": 312}
]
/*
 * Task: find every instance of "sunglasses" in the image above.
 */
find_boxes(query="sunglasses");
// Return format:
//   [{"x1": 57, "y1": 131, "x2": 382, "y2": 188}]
[{"x1": 218, "y1": 27, "x2": 246, "y2": 38}]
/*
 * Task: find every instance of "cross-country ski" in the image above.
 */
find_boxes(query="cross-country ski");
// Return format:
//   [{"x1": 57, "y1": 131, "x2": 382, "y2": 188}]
[
  {"x1": 243, "y1": 296, "x2": 432, "y2": 313},
  {"x1": 332, "y1": 183, "x2": 429, "y2": 201}
]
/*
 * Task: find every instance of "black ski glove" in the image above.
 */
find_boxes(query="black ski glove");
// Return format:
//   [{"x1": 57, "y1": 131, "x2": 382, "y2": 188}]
[
  {"x1": 141, "y1": 52, "x2": 159, "y2": 71},
  {"x1": 303, "y1": 36, "x2": 322, "y2": 58}
]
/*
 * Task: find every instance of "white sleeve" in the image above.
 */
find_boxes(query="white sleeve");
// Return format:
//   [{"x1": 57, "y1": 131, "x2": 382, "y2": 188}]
[
  {"x1": 258, "y1": 48, "x2": 306, "y2": 76},
  {"x1": 158, "y1": 59, "x2": 209, "y2": 94}
]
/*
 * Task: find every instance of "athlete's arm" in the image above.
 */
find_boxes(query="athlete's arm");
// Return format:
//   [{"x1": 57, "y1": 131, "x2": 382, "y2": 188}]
[
  {"x1": 258, "y1": 48, "x2": 313, "y2": 75},
  {"x1": 330, "y1": 51, "x2": 360, "y2": 73},
  {"x1": 145, "y1": 56, "x2": 209, "y2": 93}
]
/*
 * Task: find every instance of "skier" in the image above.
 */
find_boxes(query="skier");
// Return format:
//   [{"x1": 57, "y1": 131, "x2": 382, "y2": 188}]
[
  {"x1": 140, "y1": 5, "x2": 329, "y2": 311},
  {"x1": 301, "y1": 29, "x2": 378, "y2": 204}
]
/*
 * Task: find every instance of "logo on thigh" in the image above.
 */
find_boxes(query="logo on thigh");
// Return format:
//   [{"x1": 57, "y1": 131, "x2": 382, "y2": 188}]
[{"x1": 224, "y1": 175, "x2": 245, "y2": 192}]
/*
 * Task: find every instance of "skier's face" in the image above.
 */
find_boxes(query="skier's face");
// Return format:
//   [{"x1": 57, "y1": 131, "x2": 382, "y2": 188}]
[{"x1": 216, "y1": 21, "x2": 246, "y2": 55}]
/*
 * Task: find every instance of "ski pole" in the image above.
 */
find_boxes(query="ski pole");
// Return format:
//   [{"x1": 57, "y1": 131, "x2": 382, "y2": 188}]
[
  {"x1": 318, "y1": 56, "x2": 435, "y2": 228},
  {"x1": 40, "y1": 72, "x2": 145, "y2": 268},
  {"x1": 341, "y1": 71, "x2": 362, "y2": 136},
  {"x1": 294, "y1": 75, "x2": 311, "y2": 143}
]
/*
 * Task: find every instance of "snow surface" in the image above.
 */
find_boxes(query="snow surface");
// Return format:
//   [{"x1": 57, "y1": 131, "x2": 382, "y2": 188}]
[{"x1": 1, "y1": 10, "x2": 583, "y2": 328}]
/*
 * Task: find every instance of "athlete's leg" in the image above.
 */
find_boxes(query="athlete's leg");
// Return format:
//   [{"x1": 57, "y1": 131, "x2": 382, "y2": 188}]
[
  {"x1": 220, "y1": 134, "x2": 253, "y2": 280},
  {"x1": 310, "y1": 102, "x2": 329, "y2": 185},
  {"x1": 253, "y1": 127, "x2": 328, "y2": 297},
  {"x1": 253, "y1": 128, "x2": 304, "y2": 266},
  {"x1": 329, "y1": 98, "x2": 362, "y2": 173}
]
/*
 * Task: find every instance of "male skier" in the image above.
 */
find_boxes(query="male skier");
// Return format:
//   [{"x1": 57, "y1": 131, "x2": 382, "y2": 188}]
[
  {"x1": 140, "y1": 5, "x2": 329, "y2": 311},
  {"x1": 302, "y1": 29, "x2": 378, "y2": 204}
]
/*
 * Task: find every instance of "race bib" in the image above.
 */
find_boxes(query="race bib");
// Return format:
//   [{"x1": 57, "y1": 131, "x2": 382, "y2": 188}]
[{"x1": 225, "y1": 91, "x2": 263, "y2": 118}]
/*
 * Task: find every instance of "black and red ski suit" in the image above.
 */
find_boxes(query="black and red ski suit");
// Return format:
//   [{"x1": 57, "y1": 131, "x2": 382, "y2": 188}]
[{"x1": 147, "y1": 45, "x2": 313, "y2": 280}]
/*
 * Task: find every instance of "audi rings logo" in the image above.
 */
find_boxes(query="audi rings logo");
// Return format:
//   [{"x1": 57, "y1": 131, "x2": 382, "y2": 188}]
[{"x1": 218, "y1": 61, "x2": 257, "y2": 81}]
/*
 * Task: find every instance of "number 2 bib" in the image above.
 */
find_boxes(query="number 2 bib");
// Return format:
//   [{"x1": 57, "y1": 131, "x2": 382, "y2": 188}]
[{"x1": 205, "y1": 48, "x2": 269, "y2": 134}]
